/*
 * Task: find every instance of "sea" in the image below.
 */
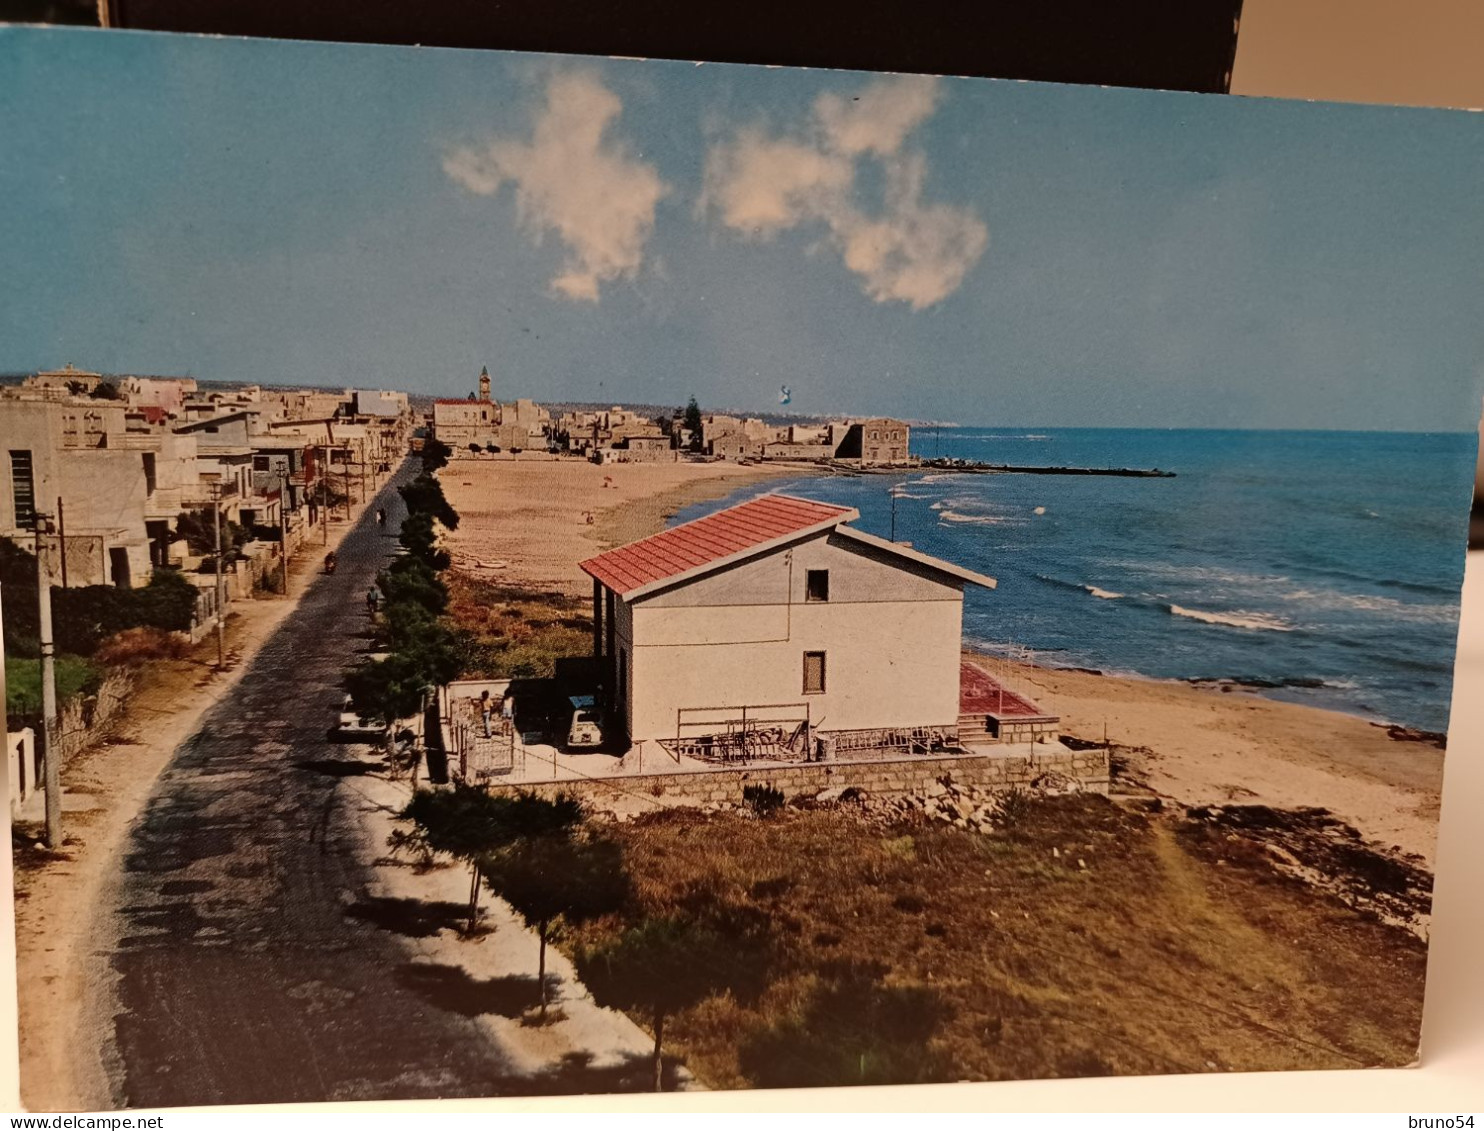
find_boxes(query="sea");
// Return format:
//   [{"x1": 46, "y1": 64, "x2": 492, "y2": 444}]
[{"x1": 670, "y1": 428, "x2": 1477, "y2": 733}]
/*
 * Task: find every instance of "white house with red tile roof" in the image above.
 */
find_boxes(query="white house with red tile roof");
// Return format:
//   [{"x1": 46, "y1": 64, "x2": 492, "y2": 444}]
[{"x1": 579, "y1": 493, "x2": 1001, "y2": 751}]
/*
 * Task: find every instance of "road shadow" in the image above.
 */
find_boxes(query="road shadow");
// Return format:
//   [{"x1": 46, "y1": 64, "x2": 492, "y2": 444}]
[
  {"x1": 393, "y1": 962, "x2": 560, "y2": 1020},
  {"x1": 295, "y1": 758, "x2": 382, "y2": 778},
  {"x1": 518, "y1": 1049, "x2": 685, "y2": 1095},
  {"x1": 343, "y1": 896, "x2": 469, "y2": 938}
]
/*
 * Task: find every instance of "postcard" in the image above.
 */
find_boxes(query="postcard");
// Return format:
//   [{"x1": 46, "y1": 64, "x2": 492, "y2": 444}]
[{"x1": 2, "y1": 24, "x2": 1481, "y2": 1110}]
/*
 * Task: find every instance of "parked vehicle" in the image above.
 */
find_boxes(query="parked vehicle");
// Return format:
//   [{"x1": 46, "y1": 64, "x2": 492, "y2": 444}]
[
  {"x1": 565, "y1": 695, "x2": 604, "y2": 750},
  {"x1": 328, "y1": 695, "x2": 387, "y2": 743}
]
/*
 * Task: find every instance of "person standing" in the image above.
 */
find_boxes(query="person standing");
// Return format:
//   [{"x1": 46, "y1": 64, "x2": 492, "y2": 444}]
[{"x1": 479, "y1": 690, "x2": 494, "y2": 738}]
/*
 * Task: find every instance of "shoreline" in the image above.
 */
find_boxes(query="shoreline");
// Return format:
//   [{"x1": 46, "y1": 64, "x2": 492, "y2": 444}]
[
  {"x1": 971, "y1": 652, "x2": 1444, "y2": 867},
  {"x1": 439, "y1": 457, "x2": 817, "y2": 597},
  {"x1": 440, "y1": 459, "x2": 1443, "y2": 869}
]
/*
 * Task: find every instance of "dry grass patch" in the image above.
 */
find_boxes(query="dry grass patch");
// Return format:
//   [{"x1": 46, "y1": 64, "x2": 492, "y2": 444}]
[
  {"x1": 445, "y1": 572, "x2": 592, "y2": 680},
  {"x1": 563, "y1": 795, "x2": 1426, "y2": 1089}
]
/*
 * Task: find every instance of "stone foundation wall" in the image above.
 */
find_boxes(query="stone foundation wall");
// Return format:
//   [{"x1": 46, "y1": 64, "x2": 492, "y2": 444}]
[{"x1": 491, "y1": 747, "x2": 1109, "y2": 808}]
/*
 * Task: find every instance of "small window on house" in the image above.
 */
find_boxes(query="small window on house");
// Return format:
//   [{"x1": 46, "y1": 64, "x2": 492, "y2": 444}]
[
  {"x1": 806, "y1": 569, "x2": 829, "y2": 602},
  {"x1": 870, "y1": 430, "x2": 880, "y2": 441},
  {"x1": 803, "y1": 651, "x2": 826, "y2": 695},
  {"x1": 252, "y1": 455, "x2": 270, "y2": 471}
]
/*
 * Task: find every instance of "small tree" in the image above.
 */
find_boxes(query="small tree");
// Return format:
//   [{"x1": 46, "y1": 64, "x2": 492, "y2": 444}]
[
  {"x1": 345, "y1": 651, "x2": 434, "y2": 769},
  {"x1": 574, "y1": 917, "x2": 738, "y2": 1091},
  {"x1": 683, "y1": 397, "x2": 703, "y2": 451},
  {"x1": 421, "y1": 436, "x2": 452, "y2": 473},
  {"x1": 482, "y1": 833, "x2": 629, "y2": 1018},
  {"x1": 398, "y1": 474, "x2": 459, "y2": 529},
  {"x1": 175, "y1": 509, "x2": 249, "y2": 560},
  {"x1": 89, "y1": 380, "x2": 121, "y2": 400},
  {"x1": 378, "y1": 557, "x2": 449, "y2": 615},
  {"x1": 400, "y1": 787, "x2": 584, "y2": 934}
]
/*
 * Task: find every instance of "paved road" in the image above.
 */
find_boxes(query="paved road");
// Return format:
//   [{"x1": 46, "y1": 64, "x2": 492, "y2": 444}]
[{"x1": 89, "y1": 465, "x2": 546, "y2": 1107}]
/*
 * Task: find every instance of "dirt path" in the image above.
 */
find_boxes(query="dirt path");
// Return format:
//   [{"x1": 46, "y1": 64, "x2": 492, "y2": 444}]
[{"x1": 5, "y1": 468, "x2": 400, "y2": 1112}]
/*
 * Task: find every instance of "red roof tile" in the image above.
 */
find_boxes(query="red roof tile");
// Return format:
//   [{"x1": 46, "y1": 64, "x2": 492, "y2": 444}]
[
  {"x1": 581, "y1": 494, "x2": 856, "y2": 597},
  {"x1": 959, "y1": 662, "x2": 1056, "y2": 719}
]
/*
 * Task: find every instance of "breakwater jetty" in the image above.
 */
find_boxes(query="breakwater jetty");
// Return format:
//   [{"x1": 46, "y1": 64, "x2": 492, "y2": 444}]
[{"x1": 919, "y1": 458, "x2": 1175, "y2": 478}]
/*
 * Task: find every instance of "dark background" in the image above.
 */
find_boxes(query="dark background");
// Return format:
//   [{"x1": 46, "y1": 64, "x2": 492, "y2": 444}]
[{"x1": 4, "y1": 0, "x2": 1244, "y2": 94}]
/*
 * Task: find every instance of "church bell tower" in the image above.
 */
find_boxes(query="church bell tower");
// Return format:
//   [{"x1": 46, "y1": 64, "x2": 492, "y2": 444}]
[{"x1": 478, "y1": 365, "x2": 491, "y2": 402}]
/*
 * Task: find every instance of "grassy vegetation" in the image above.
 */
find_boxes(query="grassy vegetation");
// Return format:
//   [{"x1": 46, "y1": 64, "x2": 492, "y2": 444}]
[
  {"x1": 562, "y1": 795, "x2": 1427, "y2": 1088},
  {"x1": 445, "y1": 572, "x2": 592, "y2": 680},
  {"x1": 5, "y1": 655, "x2": 101, "y2": 717}
]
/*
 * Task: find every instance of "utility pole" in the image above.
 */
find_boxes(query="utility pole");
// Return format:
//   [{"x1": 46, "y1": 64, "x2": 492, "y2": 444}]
[
  {"x1": 358, "y1": 440, "x2": 367, "y2": 504},
  {"x1": 278, "y1": 472, "x2": 289, "y2": 595},
  {"x1": 35, "y1": 515, "x2": 61, "y2": 849},
  {"x1": 319, "y1": 451, "x2": 328, "y2": 546},
  {"x1": 212, "y1": 486, "x2": 226, "y2": 669},
  {"x1": 55, "y1": 496, "x2": 68, "y2": 589}
]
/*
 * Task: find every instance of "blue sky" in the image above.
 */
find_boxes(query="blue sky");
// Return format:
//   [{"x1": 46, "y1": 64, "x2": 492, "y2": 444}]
[{"x1": 2, "y1": 26, "x2": 1482, "y2": 430}]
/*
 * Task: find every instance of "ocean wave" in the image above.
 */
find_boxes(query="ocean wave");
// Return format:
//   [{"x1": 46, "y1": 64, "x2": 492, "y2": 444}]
[
  {"x1": 938, "y1": 510, "x2": 1022, "y2": 526},
  {"x1": 1185, "y1": 675, "x2": 1360, "y2": 692},
  {"x1": 1167, "y1": 604, "x2": 1295, "y2": 632},
  {"x1": 1281, "y1": 588, "x2": 1460, "y2": 624},
  {"x1": 1035, "y1": 574, "x2": 1126, "y2": 600},
  {"x1": 1098, "y1": 560, "x2": 1292, "y2": 588}
]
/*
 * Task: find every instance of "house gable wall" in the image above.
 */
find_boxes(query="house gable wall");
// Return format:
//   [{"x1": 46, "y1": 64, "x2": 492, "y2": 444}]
[{"x1": 623, "y1": 530, "x2": 968, "y2": 741}]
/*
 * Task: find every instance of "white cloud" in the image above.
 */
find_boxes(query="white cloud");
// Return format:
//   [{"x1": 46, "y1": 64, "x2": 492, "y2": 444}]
[
  {"x1": 701, "y1": 128, "x2": 853, "y2": 237},
  {"x1": 814, "y1": 73, "x2": 938, "y2": 157},
  {"x1": 702, "y1": 74, "x2": 986, "y2": 310},
  {"x1": 444, "y1": 72, "x2": 668, "y2": 302},
  {"x1": 833, "y1": 156, "x2": 988, "y2": 310}
]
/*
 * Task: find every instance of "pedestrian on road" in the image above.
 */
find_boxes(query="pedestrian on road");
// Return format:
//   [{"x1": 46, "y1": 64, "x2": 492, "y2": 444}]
[
  {"x1": 501, "y1": 693, "x2": 514, "y2": 732},
  {"x1": 480, "y1": 690, "x2": 493, "y2": 738},
  {"x1": 376, "y1": 507, "x2": 386, "y2": 529},
  {"x1": 366, "y1": 585, "x2": 381, "y2": 615}
]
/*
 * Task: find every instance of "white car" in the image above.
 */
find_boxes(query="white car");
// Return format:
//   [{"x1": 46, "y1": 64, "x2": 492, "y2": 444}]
[
  {"x1": 329, "y1": 695, "x2": 388, "y2": 743},
  {"x1": 566, "y1": 695, "x2": 604, "y2": 750}
]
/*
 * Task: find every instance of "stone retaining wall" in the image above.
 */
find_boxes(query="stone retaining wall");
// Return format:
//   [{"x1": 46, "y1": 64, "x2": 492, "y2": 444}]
[
  {"x1": 490, "y1": 746, "x2": 1109, "y2": 808},
  {"x1": 55, "y1": 667, "x2": 133, "y2": 766}
]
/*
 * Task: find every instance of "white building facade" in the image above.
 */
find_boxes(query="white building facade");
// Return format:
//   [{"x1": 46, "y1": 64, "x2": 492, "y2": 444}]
[{"x1": 581, "y1": 494, "x2": 996, "y2": 747}]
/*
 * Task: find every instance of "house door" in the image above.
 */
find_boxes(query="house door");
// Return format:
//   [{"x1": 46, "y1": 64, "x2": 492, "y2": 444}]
[{"x1": 109, "y1": 546, "x2": 131, "y2": 588}]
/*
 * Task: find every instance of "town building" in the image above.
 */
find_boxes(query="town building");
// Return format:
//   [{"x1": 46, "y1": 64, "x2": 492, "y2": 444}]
[
  {"x1": 431, "y1": 366, "x2": 549, "y2": 453},
  {"x1": 352, "y1": 389, "x2": 410, "y2": 417},
  {"x1": 836, "y1": 418, "x2": 911, "y2": 465},
  {"x1": 0, "y1": 393, "x2": 154, "y2": 586},
  {"x1": 579, "y1": 493, "x2": 1000, "y2": 753},
  {"x1": 21, "y1": 363, "x2": 104, "y2": 397},
  {"x1": 119, "y1": 376, "x2": 197, "y2": 416}
]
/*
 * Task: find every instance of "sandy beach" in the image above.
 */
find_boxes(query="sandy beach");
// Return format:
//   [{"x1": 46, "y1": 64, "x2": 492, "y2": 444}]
[
  {"x1": 441, "y1": 458, "x2": 1444, "y2": 869},
  {"x1": 439, "y1": 456, "x2": 812, "y2": 596},
  {"x1": 978, "y1": 656, "x2": 1445, "y2": 866}
]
